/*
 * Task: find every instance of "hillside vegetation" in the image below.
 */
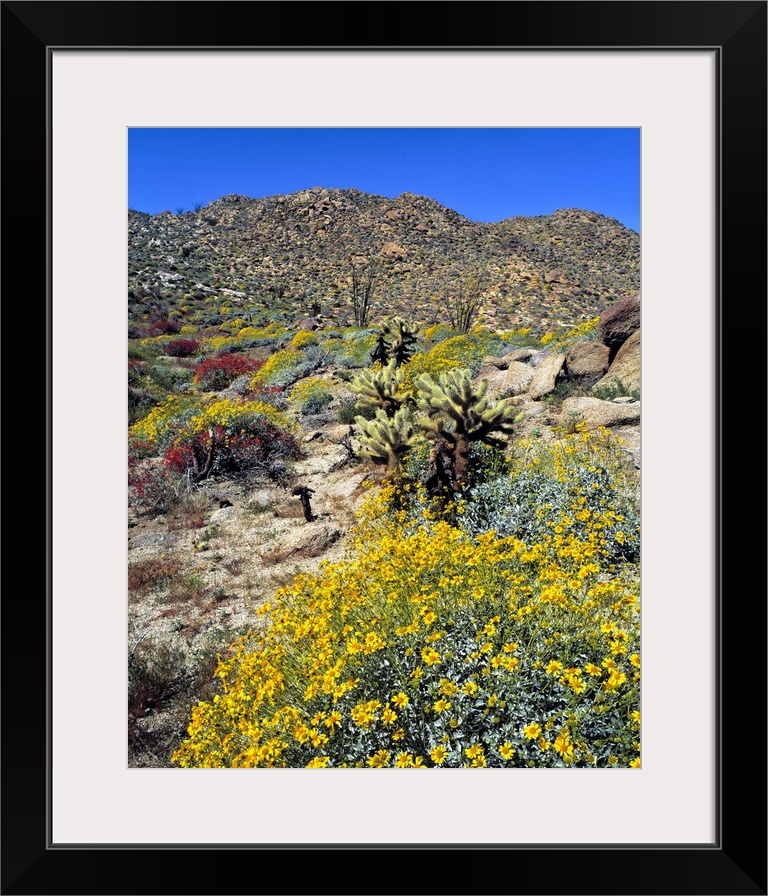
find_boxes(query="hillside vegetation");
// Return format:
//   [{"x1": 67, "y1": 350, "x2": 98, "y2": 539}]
[{"x1": 128, "y1": 190, "x2": 641, "y2": 769}]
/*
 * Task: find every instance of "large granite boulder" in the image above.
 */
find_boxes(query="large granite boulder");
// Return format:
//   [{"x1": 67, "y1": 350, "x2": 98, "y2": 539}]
[
  {"x1": 529, "y1": 353, "x2": 566, "y2": 399},
  {"x1": 592, "y1": 329, "x2": 640, "y2": 394},
  {"x1": 564, "y1": 340, "x2": 611, "y2": 379},
  {"x1": 598, "y1": 293, "x2": 640, "y2": 359}
]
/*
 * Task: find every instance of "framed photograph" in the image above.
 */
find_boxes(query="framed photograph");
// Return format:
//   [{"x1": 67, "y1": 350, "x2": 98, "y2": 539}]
[{"x1": 4, "y1": 2, "x2": 765, "y2": 893}]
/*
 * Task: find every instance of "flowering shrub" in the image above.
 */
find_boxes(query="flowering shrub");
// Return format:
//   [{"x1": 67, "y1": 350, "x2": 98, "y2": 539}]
[
  {"x1": 163, "y1": 419, "x2": 300, "y2": 481},
  {"x1": 291, "y1": 329, "x2": 320, "y2": 349},
  {"x1": 288, "y1": 377, "x2": 334, "y2": 415},
  {"x1": 130, "y1": 395, "x2": 300, "y2": 485},
  {"x1": 401, "y1": 333, "x2": 494, "y2": 395},
  {"x1": 250, "y1": 348, "x2": 307, "y2": 387},
  {"x1": 150, "y1": 318, "x2": 182, "y2": 336},
  {"x1": 193, "y1": 355, "x2": 264, "y2": 392},
  {"x1": 172, "y1": 431, "x2": 640, "y2": 769},
  {"x1": 201, "y1": 325, "x2": 285, "y2": 355},
  {"x1": 164, "y1": 338, "x2": 200, "y2": 358},
  {"x1": 540, "y1": 317, "x2": 600, "y2": 351},
  {"x1": 250, "y1": 345, "x2": 330, "y2": 388},
  {"x1": 461, "y1": 427, "x2": 640, "y2": 564}
]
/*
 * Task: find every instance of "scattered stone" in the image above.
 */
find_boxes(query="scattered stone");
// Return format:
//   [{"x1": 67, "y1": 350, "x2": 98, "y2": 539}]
[{"x1": 128, "y1": 532, "x2": 175, "y2": 550}]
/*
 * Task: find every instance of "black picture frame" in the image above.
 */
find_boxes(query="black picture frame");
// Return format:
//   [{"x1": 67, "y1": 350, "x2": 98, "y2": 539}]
[{"x1": 3, "y1": 2, "x2": 765, "y2": 894}]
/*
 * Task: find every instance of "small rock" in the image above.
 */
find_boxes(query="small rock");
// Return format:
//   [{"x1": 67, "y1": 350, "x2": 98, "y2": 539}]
[{"x1": 210, "y1": 506, "x2": 235, "y2": 523}]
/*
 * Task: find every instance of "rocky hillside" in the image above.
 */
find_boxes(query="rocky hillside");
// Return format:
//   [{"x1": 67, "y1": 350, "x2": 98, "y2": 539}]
[
  {"x1": 127, "y1": 288, "x2": 640, "y2": 767},
  {"x1": 128, "y1": 188, "x2": 639, "y2": 333}
]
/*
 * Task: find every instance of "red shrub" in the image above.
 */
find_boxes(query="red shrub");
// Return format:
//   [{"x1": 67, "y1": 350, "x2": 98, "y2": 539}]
[
  {"x1": 164, "y1": 338, "x2": 200, "y2": 357},
  {"x1": 150, "y1": 318, "x2": 182, "y2": 336},
  {"x1": 192, "y1": 355, "x2": 264, "y2": 391}
]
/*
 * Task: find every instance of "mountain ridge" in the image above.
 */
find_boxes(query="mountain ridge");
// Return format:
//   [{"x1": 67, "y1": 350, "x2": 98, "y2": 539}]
[{"x1": 128, "y1": 187, "x2": 639, "y2": 333}]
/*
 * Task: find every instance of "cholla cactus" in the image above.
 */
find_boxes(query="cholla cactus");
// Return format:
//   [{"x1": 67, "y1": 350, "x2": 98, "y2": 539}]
[
  {"x1": 368, "y1": 317, "x2": 420, "y2": 367},
  {"x1": 354, "y1": 406, "x2": 417, "y2": 474},
  {"x1": 382, "y1": 317, "x2": 420, "y2": 366},
  {"x1": 414, "y1": 368, "x2": 517, "y2": 491},
  {"x1": 349, "y1": 359, "x2": 410, "y2": 417}
]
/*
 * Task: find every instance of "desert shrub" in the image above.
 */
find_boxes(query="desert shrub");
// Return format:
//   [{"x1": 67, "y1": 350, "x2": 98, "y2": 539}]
[
  {"x1": 128, "y1": 455, "x2": 187, "y2": 514},
  {"x1": 128, "y1": 555, "x2": 182, "y2": 593},
  {"x1": 129, "y1": 342, "x2": 164, "y2": 363},
  {"x1": 163, "y1": 418, "x2": 300, "y2": 481},
  {"x1": 128, "y1": 639, "x2": 187, "y2": 719},
  {"x1": 460, "y1": 428, "x2": 639, "y2": 564},
  {"x1": 324, "y1": 331, "x2": 378, "y2": 369},
  {"x1": 164, "y1": 338, "x2": 200, "y2": 358},
  {"x1": 288, "y1": 377, "x2": 334, "y2": 416},
  {"x1": 128, "y1": 383, "x2": 161, "y2": 425},
  {"x1": 172, "y1": 430, "x2": 640, "y2": 770},
  {"x1": 144, "y1": 361, "x2": 193, "y2": 393},
  {"x1": 337, "y1": 400, "x2": 376, "y2": 425},
  {"x1": 166, "y1": 493, "x2": 209, "y2": 530},
  {"x1": 128, "y1": 628, "x2": 241, "y2": 768},
  {"x1": 424, "y1": 323, "x2": 459, "y2": 344},
  {"x1": 193, "y1": 355, "x2": 264, "y2": 391},
  {"x1": 250, "y1": 348, "x2": 307, "y2": 387},
  {"x1": 291, "y1": 329, "x2": 320, "y2": 349},
  {"x1": 151, "y1": 318, "x2": 182, "y2": 336},
  {"x1": 250, "y1": 345, "x2": 330, "y2": 388},
  {"x1": 131, "y1": 395, "x2": 301, "y2": 484},
  {"x1": 591, "y1": 378, "x2": 641, "y2": 401}
]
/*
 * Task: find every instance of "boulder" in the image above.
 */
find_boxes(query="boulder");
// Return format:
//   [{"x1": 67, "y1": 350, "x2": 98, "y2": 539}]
[
  {"x1": 476, "y1": 361, "x2": 534, "y2": 400},
  {"x1": 592, "y1": 329, "x2": 640, "y2": 394},
  {"x1": 503, "y1": 361, "x2": 537, "y2": 396},
  {"x1": 504, "y1": 348, "x2": 537, "y2": 363},
  {"x1": 379, "y1": 242, "x2": 407, "y2": 261},
  {"x1": 598, "y1": 293, "x2": 640, "y2": 359},
  {"x1": 209, "y1": 505, "x2": 236, "y2": 524},
  {"x1": 279, "y1": 524, "x2": 341, "y2": 559},
  {"x1": 477, "y1": 355, "x2": 510, "y2": 376},
  {"x1": 529, "y1": 353, "x2": 566, "y2": 399},
  {"x1": 564, "y1": 340, "x2": 611, "y2": 379},
  {"x1": 560, "y1": 396, "x2": 640, "y2": 429}
]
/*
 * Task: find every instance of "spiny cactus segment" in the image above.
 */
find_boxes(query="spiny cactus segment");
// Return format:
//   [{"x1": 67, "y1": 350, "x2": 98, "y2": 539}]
[
  {"x1": 414, "y1": 368, "x2": 517, "y2": 491},
  {"x1": 349, "y1": 359, "x2": 410, "y2": 417},
  {"x1": 368, "y1": 317, "x2": 420, "y2": 367},
  {"x1": 354, "y1": 406, "x2": 417, "y2": 474}
]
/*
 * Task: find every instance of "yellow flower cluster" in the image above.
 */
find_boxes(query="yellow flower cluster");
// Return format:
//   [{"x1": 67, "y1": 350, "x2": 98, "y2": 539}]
[{"x1": 250, "y1": 348, "x2": 305, "y2": 386}]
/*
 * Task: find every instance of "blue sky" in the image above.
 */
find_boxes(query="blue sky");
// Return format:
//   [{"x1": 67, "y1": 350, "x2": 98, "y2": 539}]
[{"x1": 128, "y1": 128, "x2": 640, "y2": 233}]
